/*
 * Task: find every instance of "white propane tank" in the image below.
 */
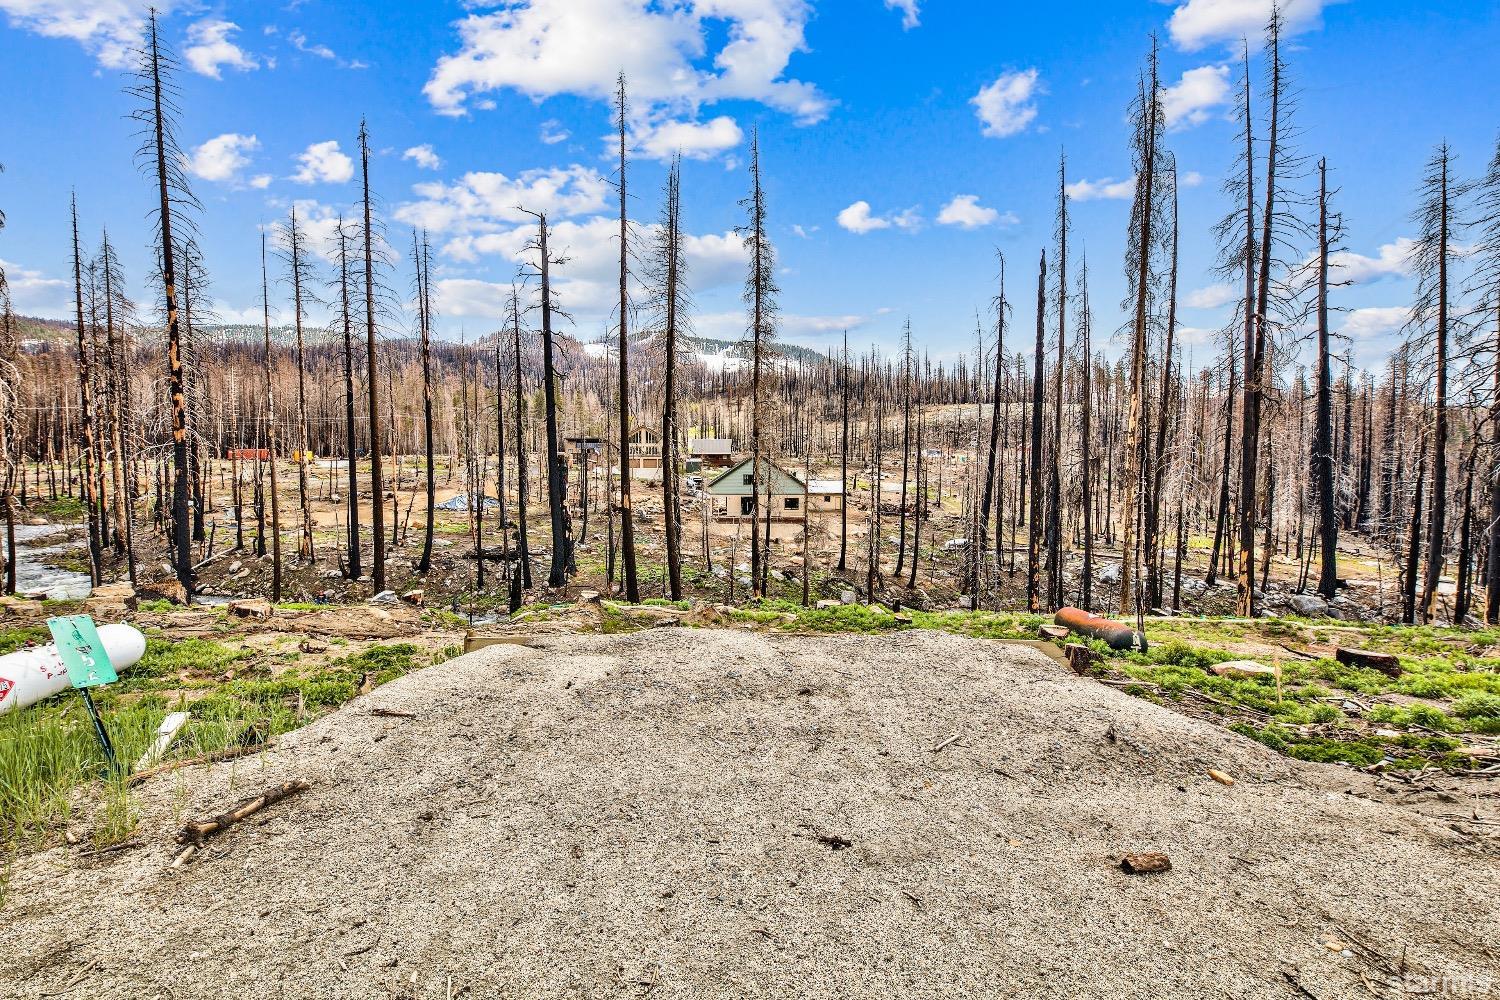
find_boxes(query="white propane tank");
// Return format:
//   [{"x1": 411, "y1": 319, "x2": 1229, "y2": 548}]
[{"x1": 0, "y1": 623, "x2": 147, "y2": 715}]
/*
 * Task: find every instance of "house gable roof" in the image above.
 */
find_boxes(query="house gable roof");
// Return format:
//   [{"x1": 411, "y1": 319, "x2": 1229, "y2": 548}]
[{"x1": 705, "y1": 457, "x2": 807, "y2": 496}]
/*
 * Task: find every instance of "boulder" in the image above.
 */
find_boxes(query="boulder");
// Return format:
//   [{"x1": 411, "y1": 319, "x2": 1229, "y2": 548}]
[
  {"x1": 840, "y1": 589, "x2": 857, "y2": 605},
  {"x1": 1288, "y1": 594, "x2": 1328, "y2": 617},
  {"x1": 368, "y1": 590, "x2": 399, "y2": 605},
  {"x1": 227, "y1": 598, "x2": 274, "y2": 621},
  {"x1": 1097, "y1": 563, "x2": 1122, "y2": 585},
  {"x1": 1210, "y1": 660, "x2": 1278, "y2": 680}
]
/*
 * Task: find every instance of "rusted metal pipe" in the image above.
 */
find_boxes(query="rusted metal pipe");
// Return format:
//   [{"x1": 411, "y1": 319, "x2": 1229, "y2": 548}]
[{"x1": 1054, "y1": 607, "x2": 1146, "y2": 653}]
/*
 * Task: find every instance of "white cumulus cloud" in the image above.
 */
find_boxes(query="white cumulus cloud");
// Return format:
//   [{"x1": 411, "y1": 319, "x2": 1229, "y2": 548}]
[
  {"x1": 540, "y1": 119, "x2": 571, "y2": 145},
  {"x1": 1161, "y1": 64, "x2": 1230, "y2": 129},
  {"x1": 1330, "y1": 237, "x2": 1416, "y2": 284},
  {"x1": 395, "y1": 165, "x2": 610, "y2": 238},
  {"x1": 403, "y1": 145, "x2": 443, "y2": 170},
  {"x1": 1168, "y1": 0, "x2": 1340, "y2": 51},
  {"x1": 936, "y1": 194, "x2": 1014, "y2": 230},
  {"x1": 183, "y1": 19, "x2": 258, "y2": 79},
  {"x1": 291, "y1": 140, "x2": 354, "y2": 185},
  {"x1": 424, "y1": 0, "x2": 830, "y2": 126},
  {"x1": 184, "y1": 132, "x2": 260, "y2": 183},
  {"x1": 1184, "y1": 282, "x2": 1236, "y2": 309},
  {"x1": 885, "y1": 0, "x2": 920, "y2": 30},
  {"x1": 633, "y1": 115, "x2": 744, "y2": 161},
  {"x1": 1065, "y1": 176, "x2": 1136, "y2": 202},
  {"x1": 0, "y1": 0, "x2": 183, "y2": 69},
  {"x1": 836, "y1": 201, "x2": 920, "y2": 235},
  {"x1": 972, "y1": 68, "x2": 1041, "y2": 138}
]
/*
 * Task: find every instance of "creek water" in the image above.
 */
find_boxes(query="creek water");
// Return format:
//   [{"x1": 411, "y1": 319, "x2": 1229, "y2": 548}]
[{"x1": 12, "y1": 523, "x2": 93, "y2": 600}]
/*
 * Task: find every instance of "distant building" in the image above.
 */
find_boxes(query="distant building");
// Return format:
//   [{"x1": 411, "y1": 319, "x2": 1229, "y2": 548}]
[
  {"x1": 705, "y1": 458, "x2": 807, "y2": 520},
  {"x1": 807, "y1": 479, "x2": 845, "y2": 514},
  {"x1": 562, "y1": 436, "x2": 606, "y2": 468},
  {"x1": 627, "y1": 426, "x2": 664, "y2": 481},
  {"x1": 688, "y1": 437, "x2": 735, "y2": 469}
]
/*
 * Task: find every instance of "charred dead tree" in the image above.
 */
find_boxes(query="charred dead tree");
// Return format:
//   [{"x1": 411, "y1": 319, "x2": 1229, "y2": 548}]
[
  {"x1": 358, "y1": 120, "x2": 386, "y2": 593},
  {"x1": 1411, "y1": 144, "x2": 1456, "y2": 622},
  {"x1": 1027, "y1": 250, "x2": 1046, "y2": 613},
  {"x1": 69, "y1": 195, "x2": 103, "y2": 585},
  {"x1": 895, "y1": 321, "x2": 914, "y2": 578},
  {"x1": 740, "y1": 130, "x2": 779, "y2": 598},
  {"x1": 258, "y1": 234, "x2": 283, "y2": 601},
  {"x1": 334, "y1": 215, "x2": 362, "y2": 580},
  {"x1": 1046, "y1": 154, "x2": 1069, "y2": 611},
  {"x1": 1118, "y1": 43, "x2": 1164, "y2": 617},
  {"x1": 654, "y1": 156, "x2": 688, "y2": 601},
  {"x1": 838, "y1": 330, "x2": 851, "y2": 571},
  {"x1": 521, "y1": 211, "x2": 571, "y2": 588},
  {"x1": 282, "y1": 207, "x2": 317, "y2": 563},
  {"x1": 415, "y1": 231, "x2": 437, "y2": 574},
  {"x1": 1077, "y1": 253, "x2": 1095, "y2": 610},
  {"x1": 614, "y1": 75, "x2": 640, "y2": 602},
  {"x1": 131, "y1": 11, "x2": 196, "y2": 598},
  {"x1": 1312, "y1": 158, "x2": 1340, "y2": 599},
  {"x1": 509, "y1": 284, "x2": 533, "y2": 595},
  {"x1": 1473, "y1": 135, "x2": 1500, "y2": 624},
  {"x1": 980, "y1": 254, "x2": 1008, "y2": 585}
]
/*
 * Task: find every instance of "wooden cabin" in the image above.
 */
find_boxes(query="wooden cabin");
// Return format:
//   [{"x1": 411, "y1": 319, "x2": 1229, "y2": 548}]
[
  {"x1": 688, "y1": 437, "x2": 735, "y2": 469},
  {"x1": 807, "y1": 479, "x2": 845, "y2": 514},
  {"x1": 627, "y1": 426, "x2": 664, "y2": 481},
  {"x1": 705, "y1": 458, "x2": 807, "y2": 520}
]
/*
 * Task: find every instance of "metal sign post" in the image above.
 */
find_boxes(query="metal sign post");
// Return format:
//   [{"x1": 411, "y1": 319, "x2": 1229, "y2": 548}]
[{"x1": 46, "y1": 615, "x2": 121, "y2": 774}]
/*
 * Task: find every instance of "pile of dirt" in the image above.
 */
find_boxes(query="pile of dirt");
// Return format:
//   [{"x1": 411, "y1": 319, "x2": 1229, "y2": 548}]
[{"x1": 4, "y1": 631, "x2": 1496, "y2": 999}]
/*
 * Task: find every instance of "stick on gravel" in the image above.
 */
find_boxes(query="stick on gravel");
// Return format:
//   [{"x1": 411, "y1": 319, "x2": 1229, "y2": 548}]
[{"x1": 175, "y1": 780, "x2": 311, "y2": 846}]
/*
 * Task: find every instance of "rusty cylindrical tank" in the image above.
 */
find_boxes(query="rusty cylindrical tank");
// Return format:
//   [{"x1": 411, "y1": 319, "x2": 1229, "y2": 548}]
[{"x1": 1054, "y1": 607, "x2": 1146, "y2": 653}]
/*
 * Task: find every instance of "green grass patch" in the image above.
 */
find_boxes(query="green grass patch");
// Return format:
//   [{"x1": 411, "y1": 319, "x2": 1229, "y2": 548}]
[
  {"x1": 25, "y1": 495, "x2": 86, "y2": 520},
  {"x1": 0, "y1": 632, "x2": 447, "y2": 866}
]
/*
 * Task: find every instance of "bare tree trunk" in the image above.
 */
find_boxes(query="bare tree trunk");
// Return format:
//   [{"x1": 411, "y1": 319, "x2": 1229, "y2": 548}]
[
  {"x1": 336, "y1": 217, "x2": 362, "y2": 580},
  {"x1": 1313, "y1": 158, "x2": 1339, "y2": 599},
  {"x1": 615, "y1": 75, "x2": 639, "y2": 602},
  {"x1": 141, "y1": 14, "x2": 193, "y2": 598},
  {"x1": 1027, "y1": 251, "x2": 1046, "y2": 613},
  {"x1": 417, "y1": 232, "x2": 437, "y2": 573},
  {"x1": 287, "y1": 208, "x2": 316, "y2": 563},
  {"x1": 69, "y1": 197, "x2": 103, "y2": 586},
  {"x1": 260, "y1": 236, "x2": 282, "y2": 602},
  {"x1": 359, "y1": 121, "x2": 386, "y2": 593}
]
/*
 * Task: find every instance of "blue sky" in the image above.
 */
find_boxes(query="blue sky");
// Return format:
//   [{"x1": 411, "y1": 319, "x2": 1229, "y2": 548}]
[{"x1": 1, "y1": 0, "x2": 1497, "y2": 368}]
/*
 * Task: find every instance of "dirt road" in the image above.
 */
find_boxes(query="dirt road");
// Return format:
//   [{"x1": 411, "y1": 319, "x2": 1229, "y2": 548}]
[{"x1": 4, "y1": 630, "x2": 1496, "y2": 999}]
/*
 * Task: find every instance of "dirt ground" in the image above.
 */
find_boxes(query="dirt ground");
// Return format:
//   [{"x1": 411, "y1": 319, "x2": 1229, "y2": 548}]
[{"x1": 3, "y1": 630, "x2": 1495, "y2": 999}]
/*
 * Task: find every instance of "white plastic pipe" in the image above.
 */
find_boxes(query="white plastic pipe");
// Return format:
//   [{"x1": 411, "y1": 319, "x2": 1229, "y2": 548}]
[{"x1": 0, "y1": 623, "x2": 147, "y2": 715}]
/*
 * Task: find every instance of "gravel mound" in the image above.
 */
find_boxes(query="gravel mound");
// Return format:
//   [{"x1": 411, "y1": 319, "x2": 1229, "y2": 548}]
[{"x1": 4, "y1": 630, "x2": 1496, "y2": 999}]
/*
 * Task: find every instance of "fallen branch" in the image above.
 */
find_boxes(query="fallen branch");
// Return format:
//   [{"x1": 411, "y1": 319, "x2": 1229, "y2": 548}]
[
  {"x1": 930, "y1": 733, "x2": 963, "y2": 753},
  {"x1": 175, "y1": 779, "x2": 311, "y2": 847},
  {"x1": 370, "y1": 707, "x2": 417, "y2": 719},
  {"x1": 76, "y1": 840, "x2": 143, "y2": 860},
  {"x1": 126, "y1": 744, "x2": 264, "y2": 787}
]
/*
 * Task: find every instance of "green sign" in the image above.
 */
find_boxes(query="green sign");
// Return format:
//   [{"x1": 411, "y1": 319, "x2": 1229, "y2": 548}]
[{"x1": 46, "y1": 615, "x2": 117, "y2": 689}]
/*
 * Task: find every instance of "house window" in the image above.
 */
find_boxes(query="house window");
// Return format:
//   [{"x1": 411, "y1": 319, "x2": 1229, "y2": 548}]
[
  {"x1": 742, "y1": 474, "x2": 754, "y2": 485},
  {"x1": 784, "y1": 497, "x2": 799, "y2": 511},
  {"x1": 740, "y1": 497, "x2": 755, "y2": 516}
]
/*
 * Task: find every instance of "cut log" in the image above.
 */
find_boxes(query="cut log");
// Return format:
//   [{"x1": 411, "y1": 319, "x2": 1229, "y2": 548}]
[
  {"x1": 175, "y1": 779, "x2": 311, "y2": 846},
  {"x1": 1335, "y1": 647, "x2": 1401, "y2": 678},
  {"x1": 1120, "y1": 852, "x2": 1172, "y2": 874}
]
